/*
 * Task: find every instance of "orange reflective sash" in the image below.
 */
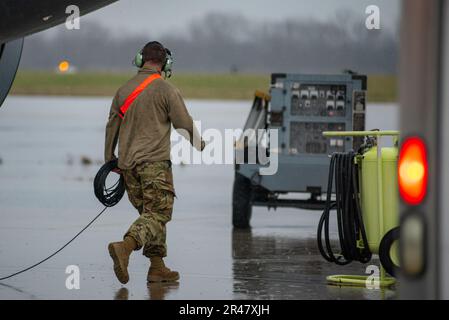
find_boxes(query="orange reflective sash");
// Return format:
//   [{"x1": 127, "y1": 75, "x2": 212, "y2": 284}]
[{"x1": 118, "y1": 73, "x2": 161, "y2": 119}]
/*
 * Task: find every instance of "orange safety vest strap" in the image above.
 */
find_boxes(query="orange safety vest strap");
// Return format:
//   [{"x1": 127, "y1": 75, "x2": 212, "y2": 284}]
[{"x1": 118, "y1": 73, "x2": 162, "y2": 119}]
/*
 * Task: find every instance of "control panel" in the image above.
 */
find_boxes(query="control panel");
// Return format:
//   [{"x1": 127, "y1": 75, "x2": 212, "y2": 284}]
[
  {"x1": 269, "y1": 73, "x2": 366, "y2": 156},
  {"x1": 291, "y1": 84, "x2": 347, "y2": 118},
  {"x1": 235, "y1": 73, "x2": 367, "y2": 195},
  {"x1": 289, "y1": 122, "x2": 346, "y2": 155}
]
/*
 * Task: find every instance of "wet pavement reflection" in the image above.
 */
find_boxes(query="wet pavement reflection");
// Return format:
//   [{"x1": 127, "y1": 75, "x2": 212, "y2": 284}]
[
  {"x1": 114, "y1": 287, "x2": 129, "y2": 300},
  {"x1": 114, "y1": 283, "x2": 180, "y2": 300},
  {"x1": 147, "y1": 282, "x2": 180, "y2": 300},
  {"x1": 231, "y1": 229, "x2": 397, "y2": 300}
]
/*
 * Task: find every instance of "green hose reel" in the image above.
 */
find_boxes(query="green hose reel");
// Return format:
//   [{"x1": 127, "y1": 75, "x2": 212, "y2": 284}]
[{"x1": 322, "y1": 130, "x2": 400, "y2": 287}]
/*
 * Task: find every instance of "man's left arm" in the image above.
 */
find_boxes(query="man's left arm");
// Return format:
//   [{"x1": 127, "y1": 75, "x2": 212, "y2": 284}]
[{"x1": 104, "y1": 93, "x2": 121, "y2": 163}]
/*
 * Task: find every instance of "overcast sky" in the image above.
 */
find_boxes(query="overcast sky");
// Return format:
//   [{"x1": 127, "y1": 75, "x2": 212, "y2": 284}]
[{"x1": 52, "y1": 0, "x2": 401, "y2": 37}]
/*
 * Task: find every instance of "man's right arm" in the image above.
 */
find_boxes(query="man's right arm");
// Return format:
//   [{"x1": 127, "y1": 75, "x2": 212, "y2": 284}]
[
  {"x1": 104, "y1": 93, "x2": 121, "y2": 163},
  {"x1": 167, "y1": 87, "x2": 204, "y2": 151}
]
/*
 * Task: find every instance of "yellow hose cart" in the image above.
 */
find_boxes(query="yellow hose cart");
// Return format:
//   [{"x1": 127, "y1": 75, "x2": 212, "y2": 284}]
[{"x1": 317, "y1": 131, "x2": 400, "y2": 287}]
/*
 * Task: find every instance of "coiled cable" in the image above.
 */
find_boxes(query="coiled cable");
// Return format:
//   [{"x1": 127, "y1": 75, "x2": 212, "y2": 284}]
[
  {"x1": 93, "y1": 159, "x2": 125, "y2": 207},
  {"x1": 317, "y1": 152, "x2": 372, "y2": 265}
]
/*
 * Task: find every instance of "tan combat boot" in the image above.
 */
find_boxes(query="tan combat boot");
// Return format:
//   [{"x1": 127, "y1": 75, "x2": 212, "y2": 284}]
[
  {"x1": 147, "y1": 257, "x2": 180, "y2": 283},
  {"x1": 108, "y1": 236, "x2": 137, "y2": 284}
]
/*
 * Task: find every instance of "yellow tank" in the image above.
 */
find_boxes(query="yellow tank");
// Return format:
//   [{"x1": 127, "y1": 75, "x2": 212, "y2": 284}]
[{"x1": 360, "y1": 147, "x2": 399, "y2": 253}]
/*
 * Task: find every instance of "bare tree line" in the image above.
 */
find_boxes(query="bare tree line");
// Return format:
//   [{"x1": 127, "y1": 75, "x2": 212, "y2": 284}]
[{"x1": 19, "y1": 12, "x2": 398, "y2": 74}]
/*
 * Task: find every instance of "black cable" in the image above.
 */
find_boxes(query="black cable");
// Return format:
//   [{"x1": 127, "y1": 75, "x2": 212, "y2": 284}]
[
  {"x1": 94, "y1": 159, "x2": 125, "y2": 207},
  {"x1": 0, "y1": 206, "x2": 108, "y2": 281},
  {"x1": 0, "y1": 161, "x2": 125, "y2": 281},
  {"x1": 317, "y1": 152, "x2": 372, "y2": 265}
]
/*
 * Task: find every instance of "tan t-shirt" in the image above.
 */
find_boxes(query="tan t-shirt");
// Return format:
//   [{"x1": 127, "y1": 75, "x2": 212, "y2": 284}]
[{"x1": 104, "y1": 66, "x2": 202, "y2": 169}]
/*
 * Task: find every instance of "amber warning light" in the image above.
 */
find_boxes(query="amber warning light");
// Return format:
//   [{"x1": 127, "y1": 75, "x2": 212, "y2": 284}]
[
  {"x1": 58, "y1": 60, "x2": 70, "y2": 73},
  {"x1": 398, "y1": 137, "x2": 428, "y2": 205}
]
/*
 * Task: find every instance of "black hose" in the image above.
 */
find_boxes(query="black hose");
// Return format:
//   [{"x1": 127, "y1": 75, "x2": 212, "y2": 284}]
[
  {"x1": 93, "y1": 159, "x2": 125, "y2": 207},
  {"x1": 317, "y1": 152, "x2": 372, "y2": 265}
]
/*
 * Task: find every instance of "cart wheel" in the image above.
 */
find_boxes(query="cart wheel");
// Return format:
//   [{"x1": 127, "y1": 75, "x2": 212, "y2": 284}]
[
  {"x1": 379, "y1": 227, "x2": 400, "y2": 277},
  {"x1": 232, "y1": 172, "x2": 252, "y2": 229}
]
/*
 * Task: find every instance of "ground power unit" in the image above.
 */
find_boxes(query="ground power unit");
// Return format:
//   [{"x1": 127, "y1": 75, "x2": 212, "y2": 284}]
[{"x1": 233, "y1": 73, "x2": 367, "y2": 228}]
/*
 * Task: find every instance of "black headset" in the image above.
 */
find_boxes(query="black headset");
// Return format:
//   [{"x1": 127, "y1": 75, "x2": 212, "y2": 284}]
[{"x1": 133, "y1": 41, "x2": 174, "y2": 78}]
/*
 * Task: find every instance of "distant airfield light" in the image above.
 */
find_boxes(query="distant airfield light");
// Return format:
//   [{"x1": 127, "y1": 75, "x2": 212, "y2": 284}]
[{"x1": 58, "y1": 60, "x2": 70, "y2": 73}]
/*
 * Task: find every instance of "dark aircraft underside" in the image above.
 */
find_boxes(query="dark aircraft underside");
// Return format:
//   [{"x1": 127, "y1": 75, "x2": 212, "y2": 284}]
[{"x1": 0, "y1": 0, "x2": 117, "y2": 107}]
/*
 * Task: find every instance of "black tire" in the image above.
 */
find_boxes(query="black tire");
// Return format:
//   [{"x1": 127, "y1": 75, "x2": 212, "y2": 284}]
[
  {"x1": 252, "y1": 185, "x2": 269, "y2": 202},
  {"x1": 379, "y1": 227, "x2": 400, "y2": 277},
  {"x1": 232, "y1": 172, "x2": 253, "y2": 229}
]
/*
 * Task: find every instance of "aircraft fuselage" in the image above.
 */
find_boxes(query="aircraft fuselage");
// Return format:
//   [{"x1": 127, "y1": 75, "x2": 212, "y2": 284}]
[{"x1": 0, "y1": 0, "x2": 118, "y2": 43}]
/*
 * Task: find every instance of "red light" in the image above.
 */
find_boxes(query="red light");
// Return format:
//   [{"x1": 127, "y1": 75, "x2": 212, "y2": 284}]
[{"x1": 398, "y1": 137, "x2": 428, "y2": 205}]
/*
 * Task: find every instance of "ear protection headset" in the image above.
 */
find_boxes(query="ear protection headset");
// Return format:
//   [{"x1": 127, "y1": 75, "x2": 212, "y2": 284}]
[{"x1": 133, "y1": 41, "x2": 174, "y2": 78}]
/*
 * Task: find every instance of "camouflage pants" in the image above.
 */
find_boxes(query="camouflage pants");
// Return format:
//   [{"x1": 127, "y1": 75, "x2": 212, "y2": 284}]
[{"x1": 123, "y1": 161, "x2": 175, "y2": 258}]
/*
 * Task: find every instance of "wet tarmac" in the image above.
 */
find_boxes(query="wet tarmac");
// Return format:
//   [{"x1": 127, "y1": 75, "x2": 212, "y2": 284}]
[{"x1": 0, "y1": 96, "x2": 398, "y2": 299}]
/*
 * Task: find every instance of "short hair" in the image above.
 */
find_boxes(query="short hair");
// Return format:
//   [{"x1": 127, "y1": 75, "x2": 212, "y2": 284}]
[{"x1": 142, "y1": 41, "x2": 166, "y2": 66}]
